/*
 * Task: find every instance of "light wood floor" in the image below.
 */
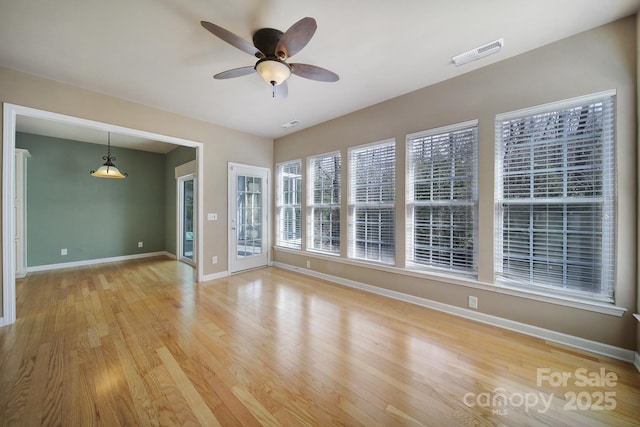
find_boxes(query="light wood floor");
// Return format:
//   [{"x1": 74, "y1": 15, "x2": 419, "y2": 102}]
[{"x1": 1, "y1": 257, "x2": 639, "y2": 426}]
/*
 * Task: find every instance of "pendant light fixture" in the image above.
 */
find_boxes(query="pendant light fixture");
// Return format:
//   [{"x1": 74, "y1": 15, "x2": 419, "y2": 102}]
[{"x1": 90, "y1": 132, "x2": 127, "y2": 179}]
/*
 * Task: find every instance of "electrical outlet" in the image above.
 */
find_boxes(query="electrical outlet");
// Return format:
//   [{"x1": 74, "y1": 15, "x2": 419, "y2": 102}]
[
  {"x1": 60, "y1": 248, "x2": 67, "y2": 256},
  {"x1": 212, "y1": 256, "x2": 218, "y2": 264},
  {"x1": 138, "y1": 241, "x2": 143, "y2": 248},
  {"x1": 306, "y1": 260, "x2": 311, "y2": 268},
  {"x1": 468, "y1": 296, "x2": 478, "y2": 309}
]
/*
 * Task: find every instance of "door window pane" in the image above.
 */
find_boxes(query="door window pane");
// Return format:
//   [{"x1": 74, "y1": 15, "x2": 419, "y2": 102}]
[
  {"x1": 237, "y1": 175, "x2": 262, "y2": 257},
  {"x1": 182, "y1": 179, "x2": 194, "y2": 260}
]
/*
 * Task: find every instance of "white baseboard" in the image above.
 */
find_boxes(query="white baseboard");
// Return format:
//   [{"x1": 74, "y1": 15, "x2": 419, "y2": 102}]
[
  {"x1": 634, "y1": 353, "x2": 640, "y2": 373},
  {"x1": 0, "y1": 316, "x2": 6, "y2": 328},
  {"x1": 200, "y1": 271, "x2": 229, "y2": 282},
  {"x1": 26, "y1": 251, "x2": 173, "y2": 273},
  {"x1": 273, "y1": 262, "x2": 636, "y2": 364}
]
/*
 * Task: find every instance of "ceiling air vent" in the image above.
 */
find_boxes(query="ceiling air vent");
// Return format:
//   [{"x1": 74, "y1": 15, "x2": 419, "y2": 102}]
[
  {"x1": 452, "y1": 38, "x2": 504, "y2": 67},
  {"x1": 281, "y1": 119, "x2": 301, "y2": 130}
]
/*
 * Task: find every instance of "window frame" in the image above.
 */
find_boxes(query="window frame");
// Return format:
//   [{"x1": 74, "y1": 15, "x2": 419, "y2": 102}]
[
  {"x1": 406, "y1": 120, "x2": 479, "y2": 276},
  {"x1": 307, "y1": 151, "x2": 342, "y2": 255},
  {"x1": 275, "y1": 159, "x2": 302, "y2": 249},
  {"x1": 494, "y1": 90, "x2": 616, "y2": 303},
  {"x1": 347, "y1": 139, "x2": 396, "y2": 265}
]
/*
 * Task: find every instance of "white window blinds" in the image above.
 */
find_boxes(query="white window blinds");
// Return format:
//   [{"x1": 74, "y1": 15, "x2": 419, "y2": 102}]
[
  {"x1": 406, "y1": 121, "x2": 478, "y2": 274},
  {"x1": 276, "y1": 160, "x2": 302, "y2": 249},
  {"x1": 495, "y1": 92, "x2": 615, "y2": 302},
  {"x1": 348, "y1": 140, "x2": 395, "y2": 264},
  {"x1": 307, "y1": 152, "x2": 341, "y2": 254}
]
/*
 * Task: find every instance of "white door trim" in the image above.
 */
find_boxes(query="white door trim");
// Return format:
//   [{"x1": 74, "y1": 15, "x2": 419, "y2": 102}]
[{"x1": 228, "y1": 162, "x2": 271, "y2": 274}]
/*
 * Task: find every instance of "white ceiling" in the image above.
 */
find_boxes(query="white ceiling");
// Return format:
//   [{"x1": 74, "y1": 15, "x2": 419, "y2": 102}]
[{"x1": 1, "y1": 0, "x2": 639, "y2": 147}]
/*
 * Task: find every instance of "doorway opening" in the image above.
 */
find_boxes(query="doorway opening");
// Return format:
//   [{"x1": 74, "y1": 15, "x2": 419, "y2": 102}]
[{"x1": 2, "y1": 103, "x2": 204, "y2": 327}]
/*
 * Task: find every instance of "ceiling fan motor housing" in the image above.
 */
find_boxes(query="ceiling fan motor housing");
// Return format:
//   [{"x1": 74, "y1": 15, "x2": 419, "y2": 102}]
[{"x1": 253, "y1": 28, "x2": 284, "y2": 58}]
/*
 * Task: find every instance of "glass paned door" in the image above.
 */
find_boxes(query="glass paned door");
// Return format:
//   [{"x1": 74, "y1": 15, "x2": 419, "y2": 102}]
[
  {"x1": 237, "y1": 175, "x2": 263, "y2": 256},
  {"x1": 178, "y1": 175, "x2": 196, "y2": 265},
  {"x1": 229, "y1": 163, "x2": 269, "y2": 272}
]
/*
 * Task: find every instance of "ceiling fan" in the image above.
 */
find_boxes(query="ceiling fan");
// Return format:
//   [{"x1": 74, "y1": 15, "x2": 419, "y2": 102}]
[{"x1": 200, "y1": 17, "x2": 339, "y2": 98}]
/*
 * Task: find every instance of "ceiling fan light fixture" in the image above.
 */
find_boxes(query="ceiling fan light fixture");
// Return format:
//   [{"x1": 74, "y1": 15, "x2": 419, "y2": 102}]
[
  {"x1": 255, "y1": 58, "x2": 291, "y2": 86},
  {"x1": 201, "y1": 17, "x2": 338, "y2": 98}
]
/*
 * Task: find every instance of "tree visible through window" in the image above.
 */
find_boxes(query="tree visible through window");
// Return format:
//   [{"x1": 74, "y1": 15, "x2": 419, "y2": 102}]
[
  {"x1": 348, "y1": 140, "x2": 395, "y2": 264},
  {"x1": 495, "y1": 93, "x2": 615, "y2": 301},
  {"x1": 276, "y1": 160, "x2": 302, "y2": 249},
  {"x1": 308, "y1": 152, "x2": 341, "y2": 254},
  {"x1": 407, "y1": 121, "x2": 478, "y2": 274}
]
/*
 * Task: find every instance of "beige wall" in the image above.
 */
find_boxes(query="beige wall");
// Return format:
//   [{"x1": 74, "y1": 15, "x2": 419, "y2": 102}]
[
  {"x1": 0, "y1": 66, "x2": 273, "y2": 316},
  {"x1": 637, "y1": 12, "x2": 640, "y2": 357},
  {"x1": 274, "y1": 17, "x2": 638, "y2": 349}
]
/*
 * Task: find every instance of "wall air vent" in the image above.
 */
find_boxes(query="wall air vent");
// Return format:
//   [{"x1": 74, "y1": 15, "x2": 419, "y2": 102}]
[{"x1": 452, "y1": 38, "x2": 504, "y2": 67}]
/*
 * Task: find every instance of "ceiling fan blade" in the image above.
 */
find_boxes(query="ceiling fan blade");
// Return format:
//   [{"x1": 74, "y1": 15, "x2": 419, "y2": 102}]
[
  {"x1": 290, "y1": 63, "x2": 339, "y2": 82},
  {"x1": 275, "y1": 17, "x2": 317, "y2": 59},
  {"x1": 201, "y1": 21, "x2": 264, "y2": 58},
  {"x1": 213, "y1": 66, "x2": 256, "y2": 79},
  {"x1": 274, "y1": 81, "x2": 288, "y2": 99}
]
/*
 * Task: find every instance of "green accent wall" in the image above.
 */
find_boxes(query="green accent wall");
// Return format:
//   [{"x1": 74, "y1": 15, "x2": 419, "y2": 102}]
[
  {"x1": 165, "y1": 146, "x2": 197, "y2": 256},
  {"x1": 17, "y1": 132, "x2": 167, "y2": 266}
]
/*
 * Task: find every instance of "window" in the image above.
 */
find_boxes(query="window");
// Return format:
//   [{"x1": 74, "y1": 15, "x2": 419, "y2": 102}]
[
  {"x1": 308, "y1": 152, "x2": 341, "y2": 254},
  {"x1": 276, "y1": 160, "x2": 302, "y2": 249},
  {"x1": 348, "y1": 140, "x2": 395, "y2": 264},
  {"x1": 406, "y1": 121, "x2": 478, "y2": 274},
  {"x1": 495, "y1": 92, "x2": 615, "y2": 301}
]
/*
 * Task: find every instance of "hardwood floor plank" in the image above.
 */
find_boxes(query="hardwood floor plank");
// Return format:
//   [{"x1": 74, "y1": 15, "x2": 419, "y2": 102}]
[
  {"x1": 1, "y1": 258, "x2": 638, "y2": 426},
  {"x1": 1, "y1": 354, "x2": 35, "y2": 425},
  {"x1": 179, "y1": 328, "x2": 262, "y2": 426},
  {"x1": 231, "y1": 385, "x2": 281, "y2": 427},
  {"x1": 150, "y1": 354, "x2": 202, "y2": 426},
  {"x1": 61, "y1": 347, "x2": 88, "y2": 427},
  {"x1": 112, "y1": 328, "x2": 160, "y2": 426},
  {"x1": 385, "y1": 404, "x2": 426, "y2": 427},
  {"x1": 40, "y1": 336, "x2": 64, "y2": 426},
  {"x1": 24, "y1": 342, "x2": 51, "y2": 426},
  {"x1": 89, "y1": 336, "x2": 131, "y2": 426},
  {"x1": 156, "y1": 345, "x2": 222, "y2": 427}
]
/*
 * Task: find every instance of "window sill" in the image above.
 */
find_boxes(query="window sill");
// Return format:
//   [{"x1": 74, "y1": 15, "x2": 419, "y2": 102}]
[
  {"x1": 274, "y1": 243, "x2": 302, "y2": 251},
  {"x1": 488, "y1": 282, "x2": 624, "y2": 317},
  {"x1": 306, "y1": 248, "x2": 341, "y2": 257},
  {"x1": 273, "y1": 246, "x2": 627, "y2": 318}
]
